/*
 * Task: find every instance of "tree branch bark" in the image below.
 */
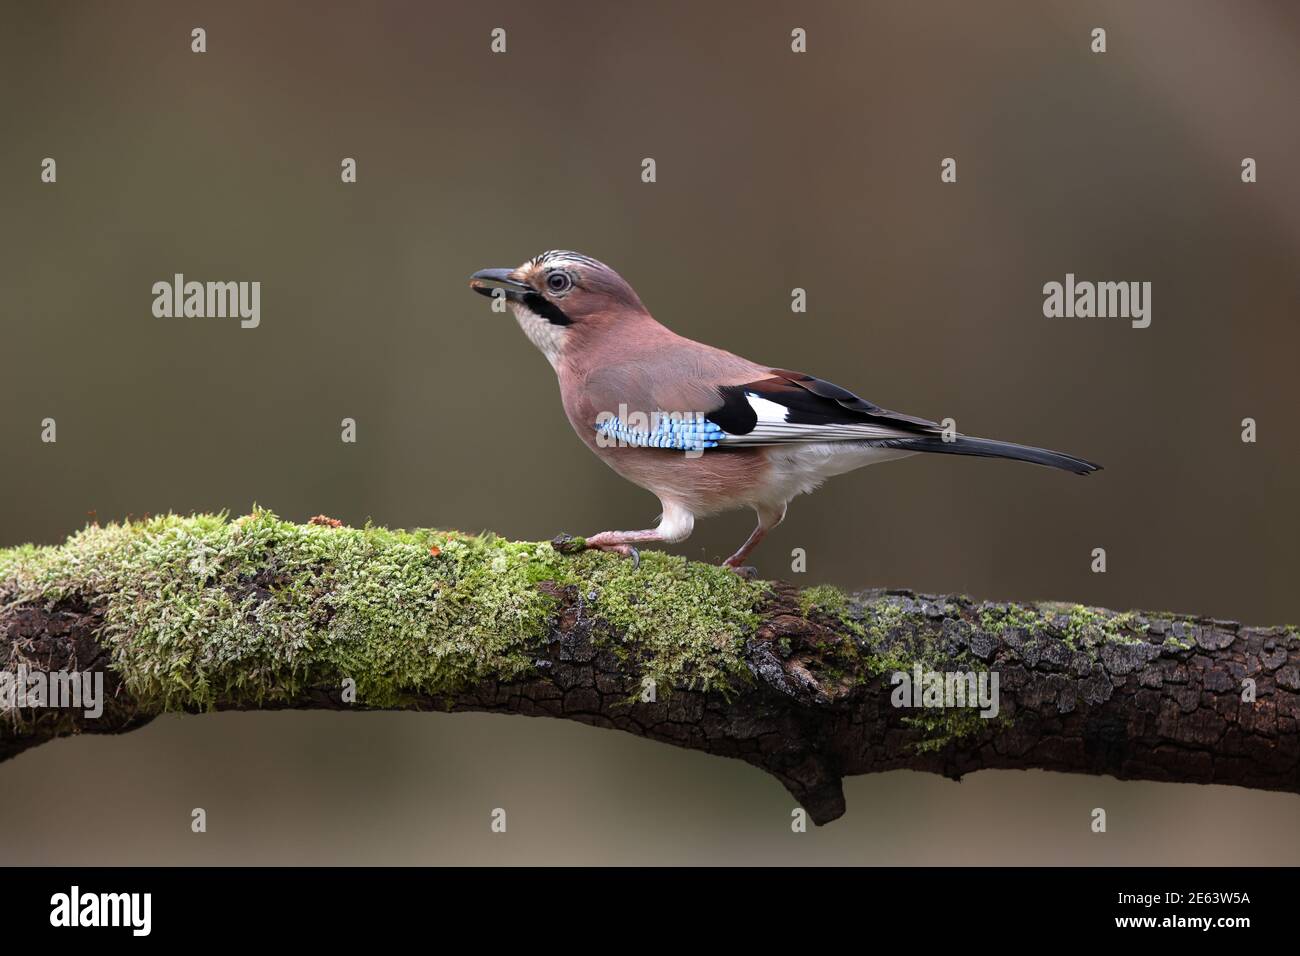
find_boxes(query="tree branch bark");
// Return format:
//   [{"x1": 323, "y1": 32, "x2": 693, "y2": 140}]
[{"x1": 2, "y1": 514, "x2": 1297, "y2": 824}]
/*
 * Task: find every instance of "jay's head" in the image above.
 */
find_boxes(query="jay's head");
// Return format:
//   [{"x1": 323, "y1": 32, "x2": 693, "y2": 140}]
[{"x1": 469, "y1": 251, "x2": 647, "y2": 364}]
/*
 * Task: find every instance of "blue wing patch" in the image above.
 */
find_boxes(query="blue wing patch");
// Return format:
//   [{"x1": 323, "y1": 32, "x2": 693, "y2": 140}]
[{"x1": 594, "y1": 413, "x2": 724, "y2": 451}]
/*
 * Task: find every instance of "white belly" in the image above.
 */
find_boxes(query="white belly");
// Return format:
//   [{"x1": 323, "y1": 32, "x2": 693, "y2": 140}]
[{"x1": 755, "y1": 442, "x2": 916, "y2": 506}]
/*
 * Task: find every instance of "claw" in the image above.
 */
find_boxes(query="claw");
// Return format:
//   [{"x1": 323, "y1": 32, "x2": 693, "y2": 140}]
[{"x1": 627, "y1": 546, "x2": 640, "y2": 570}]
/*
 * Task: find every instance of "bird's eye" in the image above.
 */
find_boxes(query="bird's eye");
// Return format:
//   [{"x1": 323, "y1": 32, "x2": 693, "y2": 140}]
[{"x1": 546, "y1": 271, "x2": 573, "y2": 294}]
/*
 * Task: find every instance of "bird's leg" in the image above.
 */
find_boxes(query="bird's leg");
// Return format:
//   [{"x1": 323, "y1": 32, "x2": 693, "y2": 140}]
[
  {"x1": 582, "y1": 529, "x2": 665, "y2": 568},
  {"x1": 722, "y1": 502, "x2": 787, "y2": 572},
  {"x1": 722, "y1": 526, "x2": 768, "y2": 569},
  {"x1": 579, "y1": 502, "x2": 695, "y2": 569}
]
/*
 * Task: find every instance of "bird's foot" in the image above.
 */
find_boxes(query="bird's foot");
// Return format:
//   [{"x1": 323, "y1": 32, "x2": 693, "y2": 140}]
[
  {"x1": 555, "y1": 531, "x2": 642, "y2": 569},
  {"x1": 722, "y1": 560, "x2": 760, "y2": 580},
  {"x1": 597, "y1": 543, "x2": 640, "y2": 568}
]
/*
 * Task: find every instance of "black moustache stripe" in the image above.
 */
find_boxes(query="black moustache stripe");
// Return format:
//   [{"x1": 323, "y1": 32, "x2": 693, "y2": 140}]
[{"x1": 521, "y1": 292, "x2": 572, "y2": 326}]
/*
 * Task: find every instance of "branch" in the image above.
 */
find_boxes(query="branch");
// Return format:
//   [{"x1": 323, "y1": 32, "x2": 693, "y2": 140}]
[{"x1": 2, "y1": 511, "x2": 1297, "y2": 824}]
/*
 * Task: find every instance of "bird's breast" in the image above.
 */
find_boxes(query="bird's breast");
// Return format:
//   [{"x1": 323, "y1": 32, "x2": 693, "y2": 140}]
[{"x1": 573, "y1": 423, "x2": 774, "y2": 515}]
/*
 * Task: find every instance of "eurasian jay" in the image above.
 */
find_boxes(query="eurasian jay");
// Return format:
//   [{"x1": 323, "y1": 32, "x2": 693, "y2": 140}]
[{"x1": 470, "y1": 250, "x2": 1100, "y2": 570}]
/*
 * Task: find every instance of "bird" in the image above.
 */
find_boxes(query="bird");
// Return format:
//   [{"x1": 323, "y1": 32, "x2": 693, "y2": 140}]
[{"x1": 469, "y1": 250, "x2": 1100, "y2": 571}]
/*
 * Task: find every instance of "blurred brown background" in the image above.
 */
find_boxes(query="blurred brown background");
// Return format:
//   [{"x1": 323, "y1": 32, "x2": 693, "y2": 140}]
[{"x1": 2, "y1": 0, "x2": 1297, "y2": 864}]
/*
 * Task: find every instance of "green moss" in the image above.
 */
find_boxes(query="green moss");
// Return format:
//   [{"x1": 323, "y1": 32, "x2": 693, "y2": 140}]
[
  {"x1": 861, "y1": 600, "x2": 909, "y2": 646},
  {"x1": 1038, "y1": 602, "x2": 1148, "y2": 651},
  {"x1": 979, "y1": 602, "x2": 1040, "y2": 637},
  {"x1": 902, "y1": 707, "x2": 1009, "y2": 754},
  {"x1": 0, "y1": 511, "x2": 765, "y2": 711},
  {"x1": 798, "y1": 584, "x2": 852, "y2": 619},
  {"x1": 798, "y1": 590, "x2": 1005, "y2": 753},
  {"x1": 974, "y1": 600, "x2": 1151, "y2": 656},
  {"x1": 567, "y1": 549, "x2": 763, "y2": 695}
]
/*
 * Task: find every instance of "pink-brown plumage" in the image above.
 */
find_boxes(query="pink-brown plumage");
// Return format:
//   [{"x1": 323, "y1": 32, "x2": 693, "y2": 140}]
[{"x1": 469, "y1": 250, "x2": 1099, "y2": 568}]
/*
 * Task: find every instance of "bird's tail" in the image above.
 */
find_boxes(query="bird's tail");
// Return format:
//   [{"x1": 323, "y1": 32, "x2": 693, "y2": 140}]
[{"x1": 869, "y1": 436, "x2": 1101, "y2": 475}]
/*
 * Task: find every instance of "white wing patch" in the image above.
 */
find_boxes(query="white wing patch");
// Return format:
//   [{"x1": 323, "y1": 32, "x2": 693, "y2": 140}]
[{"x1": 718, "y1": 391, "x2": 920, "y2": 445}]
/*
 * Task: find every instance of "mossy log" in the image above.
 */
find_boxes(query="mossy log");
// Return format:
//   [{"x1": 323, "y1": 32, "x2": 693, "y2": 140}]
[{"x1": 2, "y1": 512, "x2": 1297, "y2": 824}]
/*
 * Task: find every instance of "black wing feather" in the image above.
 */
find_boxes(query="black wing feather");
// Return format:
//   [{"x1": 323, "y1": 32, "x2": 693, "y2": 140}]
[
  {"x1": 705, "y1": 370, "x2": 941, "y2": 439},
  {"x1": 704, "y1": 369, "x2": 1101, "y2": 474}
]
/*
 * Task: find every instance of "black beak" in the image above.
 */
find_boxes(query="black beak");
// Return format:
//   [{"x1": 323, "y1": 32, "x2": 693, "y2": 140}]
[{"x1": 469, "y1": 268, "x2": 530, "y2": 301}]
